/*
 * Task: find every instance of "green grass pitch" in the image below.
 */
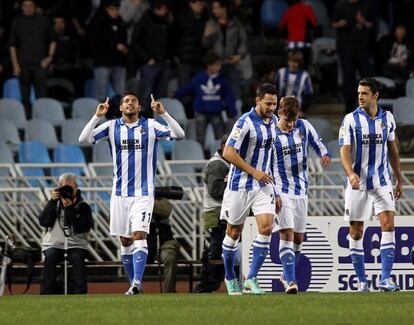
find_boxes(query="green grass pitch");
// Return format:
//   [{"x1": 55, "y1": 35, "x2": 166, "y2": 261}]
[{"x1": 2, "y1": 292, "x2": 414, "y2": 325}]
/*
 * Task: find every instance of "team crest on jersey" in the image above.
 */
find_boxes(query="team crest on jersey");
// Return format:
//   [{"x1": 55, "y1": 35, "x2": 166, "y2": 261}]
[
  {"x1": 379, "y1": 121, "x2": 385, "y2": 129},
  {"x1": 298, "y1": 130, "x2": 304, "y2": 139},
  {"x1": 231, "y1": 128, "x2": 242, "y2": 140},
  {"x1": 140, "y1": 127, "x2": 145, "y2": 134}
]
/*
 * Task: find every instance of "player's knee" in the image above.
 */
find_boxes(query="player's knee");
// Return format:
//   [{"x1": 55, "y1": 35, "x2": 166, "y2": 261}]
[
  {"x1": 227, "y1": 228, "x2": 241, "y2": 240},
  {"x1": 258, "y1": 224, "x2": 273, "y2": 236},
  {"x1": 349, "y1": 230, "x2": 363, "y2": 240},
  {"x1": 132, "y1": 231, "x2": 147, "y2": 241},
  {"x1": 381, "y1": 223, "x2": 395, "y2": 232}
]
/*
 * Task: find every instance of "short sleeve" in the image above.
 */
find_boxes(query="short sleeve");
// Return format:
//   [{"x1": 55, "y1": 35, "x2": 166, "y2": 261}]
[
  {"x1": 226, "y1": 118, "x2": 250, "y2": 150},
  {"x1": 388, "y1": 112, "x2": 396, "y2": 141},
  {"x1": 338, "y1": 115, "x2": 353, "y2": 146}
]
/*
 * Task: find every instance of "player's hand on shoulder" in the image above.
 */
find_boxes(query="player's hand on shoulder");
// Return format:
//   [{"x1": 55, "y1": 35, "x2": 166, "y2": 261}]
[
  {"x1": 348, "y1": 172, "x2": 360, "y2": 190},
  {"x1": 253, "y1": 170, "x2": 273, "y2": 184},
  {"x1": 151, "y1": 94, "x2": 166, "y2": 115},
  {"x1": 320, "y1": 155, "x2": 331, "y2": 168},
  {"x1": 96, "y1": 97, "x2": 109, "y2": 118}
]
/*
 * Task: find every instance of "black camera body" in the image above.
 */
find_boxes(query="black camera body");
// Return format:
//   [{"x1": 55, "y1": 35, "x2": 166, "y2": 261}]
[
  {"x1": 57, "y1": 185, "x2": 74, "y2": 199},
  {"x1": 154, "y1": 186, "x2": 184, "y2": 200}
]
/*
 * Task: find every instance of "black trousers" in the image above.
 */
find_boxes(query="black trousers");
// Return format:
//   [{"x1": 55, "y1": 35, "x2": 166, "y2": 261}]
[
  {"x1": 19, "y1": 65, "x2": 47, "y2": 117},
  {"x1": 194, "y1": 226, "x2": 226, "y2": 293},
  {"x1": 41, "y1": 247, "x2": 88, "y2": 295}
]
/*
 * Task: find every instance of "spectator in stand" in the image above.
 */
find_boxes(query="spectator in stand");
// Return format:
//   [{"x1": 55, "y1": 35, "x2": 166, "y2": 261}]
[
  {"x1": 202, "y1": 0, "x2": 251, "y2": 98},
  {"x1": 377, "y1": 24, "x2": 414, "y2": 90},
  {"x1": 279, "y1": 0, "x2": 318, "y2": 68},
  {"x1": 274, "y1": 50, "x2": 313, "y2": 113},
  {"x1": 89, "y1": 0, "x2": 128, "y2": 101},
  {"x1": 9, "y1": 0, "x2": 56, "y2": 117},
  {"x1": 51, "y1": 15, "x2": 86, "y2": 98},
  {"x1": 331, "y1": 0, "x2": 375, "y2": 114},
  {"x1": 119, "y1": 0, "x2": 149, "y2": 43},
  {"x1": 174, "y1": 0, "x2": 208, "y2": 118},
  {"x1": 174, "y1": 51, "x2": 237, "y2": 148},
  {"x1": 131, "y1": 0, "x2": 173, "y2": 116}
]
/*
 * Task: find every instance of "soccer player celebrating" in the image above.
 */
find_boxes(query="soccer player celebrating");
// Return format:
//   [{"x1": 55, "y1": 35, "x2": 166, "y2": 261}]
[
  {"x1": 339, "y1": 78, "x2": 403, "y2": 292},
  {"x1": 273, "y1": 96, "x2": 330, "y2": 294},
  {"x1": 220, "y1": 83, "x2": 282, "y2": 295},
  {"x1": 79, "y1": 91, "x2": 185, "y2": 294}
]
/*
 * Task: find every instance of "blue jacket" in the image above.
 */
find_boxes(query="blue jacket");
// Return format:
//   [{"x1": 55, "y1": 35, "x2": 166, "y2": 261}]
[{"x1": 175, "y1": 71, "x2": 237, "y2": 117}]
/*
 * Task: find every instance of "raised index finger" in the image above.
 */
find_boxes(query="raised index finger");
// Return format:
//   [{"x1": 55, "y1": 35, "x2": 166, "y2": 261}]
[{"x1": 150, "y1": 94, "x2": 155, "y2": 103}]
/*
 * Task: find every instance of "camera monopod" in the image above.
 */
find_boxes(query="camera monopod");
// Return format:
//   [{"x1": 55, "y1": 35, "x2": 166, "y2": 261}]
[
  {"x1": 0, "y1": 237, "x2": 12, "y2": 296},
  {"x1": 62, "y1": 214, "x2": 71, "y2": 295}
]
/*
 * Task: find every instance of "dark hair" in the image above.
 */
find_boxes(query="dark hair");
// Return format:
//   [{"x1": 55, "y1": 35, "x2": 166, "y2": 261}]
[
  {"x1": 278, "y1": 96, "x2": 300, "y2": 120},
  {"x1": 102, "y1": 0, "x2": 120, "y2": 8},
  {"x1": 120, "y1": 90, "x2": 140, "y2": 106},
  {"x1": 152, "y1": 0, "x2": 169, "y2": 9},
  {"x1": 287, "y1": 50, "x2": 303, "y2": 67},
  {"x1": 256, "y1": 83, "x2": 277, "y2": 100},
  {"x1": 203, "y1": 51, "x2": 221, "y2": 67},
  {"x1": 217, "y1": 134, "x2": 228, "y2": 155},
  {"x1": 358, "y1": 78, "x2": 381, "y2": 95}
]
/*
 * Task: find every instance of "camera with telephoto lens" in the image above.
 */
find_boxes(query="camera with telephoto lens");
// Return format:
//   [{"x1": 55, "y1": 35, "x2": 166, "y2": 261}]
[
  {"x1": 154, "y1": 186, "x2": 184, "y2": 200},
  {"x1": 57, "y1": 185, "x2": 74, "y2": 199}
]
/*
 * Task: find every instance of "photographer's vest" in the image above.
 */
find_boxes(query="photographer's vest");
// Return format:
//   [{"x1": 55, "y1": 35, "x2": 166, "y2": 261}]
[
  {"x1": 202, "y1": 152, "x2": 230, "y2": 213},
  {"x1": 42, "y1": 203, "x2": 89, "y2": 251}
]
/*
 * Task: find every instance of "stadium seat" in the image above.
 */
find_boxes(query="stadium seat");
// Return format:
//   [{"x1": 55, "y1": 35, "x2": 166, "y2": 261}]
[
  {"x1": 327, "y1": 139, "x2": 340, "y2": 158},
  {"x1": 305, "y1": 117, "x2": 333, "y2": 143},
  {"x1": 0, "y1": 119, "x2": 21, "y2": 151},
  {"x1": 172, "y1": 139, "x2": 205, "y2": 161},
  {"x1": 393, "y1": 97, "x2": 414, "y2": 125},
  {"x1": 0, "y1": 141, "x2": 15, "y2": 163},
  {"x1": 405, "y1": 78, "x2": 414, "y2": 98},
  {"x1": 157, "y1": 98, "x2": 188, "y2": 130},
  {"x1": 171, "y1": 139, "x2": 205, "y2": 187},
  {"x1": 261, "y1": 0, "x2": 288, "y2": 28},
  {"x1": 92, "y1": 142, "x2": 112, "y2": 163},
  {"x1": 18, "y1": 140, "x2": 51, "y2": 187},
  {"x1": 0, "y1": 98, "x2": 28, "y2": 130},
  {"x1": 3, "y1": 78, "x2": 36, "y2": 103},
  {"x1": 25, "y1": 119, "x2": 59, "y2": 149},
  {"x1": 84, "y1": 78, "x2": 115, "y2": 99},
  {"x1": 204, "y1": 124, "x2": 219, "y2": 157},
  {"x1": 72, "y1": 97, "x2": 100, "y2": 120},
  {"x1": 62, "y1": 119, "x2": 90, "y2": 146},
  {"x1": 32, "y1": 98, "x2": 66, "y2": 126},
  {"x1": 52, "y1": 144, "x2": 86, "y2": 177}
]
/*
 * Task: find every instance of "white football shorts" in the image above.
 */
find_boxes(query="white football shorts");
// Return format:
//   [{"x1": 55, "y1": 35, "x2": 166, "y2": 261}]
[
  {"x1": 110, "y1": 195, "x2": 155, "y2": 237},
  {"x1": 274, "y1": 195, "x2": 308, "y2": 233},
  {"x1": 344, "y1": 185, "x2": 395, "y2": 222},
  {"x1": 220, "y1": 185, "x2": 276, "y2": 225}
]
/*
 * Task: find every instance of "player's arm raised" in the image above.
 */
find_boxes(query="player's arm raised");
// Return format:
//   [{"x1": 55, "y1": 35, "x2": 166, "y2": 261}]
[
  {"x1": 151, "y1": 94, "x2": 185, "y2": 139},
  {"x1": 388, "y1": 140, "x2": 403, "y2": 200},
  {"x1": 79, "y1": 97, "x2": 110, "y2": 144}
]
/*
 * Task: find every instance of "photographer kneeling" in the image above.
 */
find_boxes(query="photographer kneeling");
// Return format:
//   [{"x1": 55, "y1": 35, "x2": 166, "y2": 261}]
[{"x1": 38, "y1": 173, "x2": 93, "y2": 294}]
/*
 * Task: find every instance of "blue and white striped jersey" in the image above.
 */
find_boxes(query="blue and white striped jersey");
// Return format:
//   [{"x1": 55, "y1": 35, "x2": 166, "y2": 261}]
[
  {"x1": 272, "y1": 119, "x2": 329, "y2": 197},
  {"x1": 227, "y1": 108, "x2": 277, "y2": 191},
  {"x1": 91, "y1": 117, "x2": 170, "y2": 197},
  {"x1": 275, "y1": 67, "x2": 313, "y2": 106},
  {"x1": 338, "y1": 107, "x2": 396, "y2": 190}
]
